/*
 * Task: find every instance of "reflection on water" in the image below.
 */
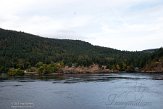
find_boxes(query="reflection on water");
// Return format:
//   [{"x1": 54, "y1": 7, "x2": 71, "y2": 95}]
[
  {"x1": 0, "y1": 73, "x2": 163, "y2": 109},
  {"x1": 1, "y1": 73, "x2": 161, "y2": 83}
]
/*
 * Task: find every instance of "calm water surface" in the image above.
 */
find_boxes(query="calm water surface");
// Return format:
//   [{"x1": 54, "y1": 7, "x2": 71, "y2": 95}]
[{"x1": 0, "y1": 73, "x2": 163, "y2": 109}]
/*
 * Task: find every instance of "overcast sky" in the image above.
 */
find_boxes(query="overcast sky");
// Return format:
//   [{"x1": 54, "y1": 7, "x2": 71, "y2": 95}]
[{"x1": 0, "y1": 0, "x2": 163, "y2": 51}]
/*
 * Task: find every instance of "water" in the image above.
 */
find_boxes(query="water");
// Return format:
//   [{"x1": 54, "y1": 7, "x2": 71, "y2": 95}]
[{"x1": 0, "y1": 73, "x2": 163, "y2": 109}]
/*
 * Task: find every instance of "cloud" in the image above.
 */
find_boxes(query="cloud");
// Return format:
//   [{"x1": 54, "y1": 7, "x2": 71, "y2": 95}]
[{"x1": 0, "y1": 0, "x2": 163, "y2": 50}]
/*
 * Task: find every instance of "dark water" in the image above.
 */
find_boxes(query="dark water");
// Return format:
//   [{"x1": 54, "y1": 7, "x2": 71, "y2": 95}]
[{"x1": 0, "y1": 73, "x2": 163, "y2": 109}]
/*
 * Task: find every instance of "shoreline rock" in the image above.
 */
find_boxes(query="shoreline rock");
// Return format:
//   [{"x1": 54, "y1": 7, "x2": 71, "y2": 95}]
[{"x1": 62, "y1": 64, "x2": 117, "y2": 74}]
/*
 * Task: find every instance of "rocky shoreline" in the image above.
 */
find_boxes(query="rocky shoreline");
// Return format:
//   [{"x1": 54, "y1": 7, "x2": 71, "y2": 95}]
[{"x1": 62, "y1": 64, "x2": 119, "y2": 74}]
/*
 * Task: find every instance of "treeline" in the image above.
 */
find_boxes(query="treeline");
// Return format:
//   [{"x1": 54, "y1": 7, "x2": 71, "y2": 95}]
[
  {"x1": 143, "y1": 48, "x2": 163, "y2": 72},
  {"x1": 0, "y1": 28, "x2": 157, "y2": 74},
  {"x1": 7, "y1": 61, "x2": 64, "y2": 76}
]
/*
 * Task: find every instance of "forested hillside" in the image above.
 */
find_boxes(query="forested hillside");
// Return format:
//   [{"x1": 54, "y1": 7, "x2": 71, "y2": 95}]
[
  {"x1": 0, "y1": 28, "x2": 158, "y2": 73},
  {"x1": 143, "y1": 48, "x2": 163, "y2": 72}
]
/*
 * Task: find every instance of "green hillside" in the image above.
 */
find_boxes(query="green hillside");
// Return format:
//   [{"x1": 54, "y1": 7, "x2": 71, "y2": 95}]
[
  {"x1": 0, "y1": 28, "x2": 155, "y2": 73},
  {"x1": 143, "y1": 48, "x2": 163, "y2": 72}
]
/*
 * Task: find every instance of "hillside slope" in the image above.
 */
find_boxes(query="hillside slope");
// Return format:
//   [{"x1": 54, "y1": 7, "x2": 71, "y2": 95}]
[
  {"x1": 0, "y1": 28, "x2": 152, "y2": 72},
  {"x1": 143, "y1": 48, "x2": 163, "y2": 72}
]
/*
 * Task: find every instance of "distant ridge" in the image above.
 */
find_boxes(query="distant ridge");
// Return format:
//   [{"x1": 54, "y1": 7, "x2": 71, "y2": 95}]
[{"x1": 143, "y1": 48, "x2": 158, "y2": 53}]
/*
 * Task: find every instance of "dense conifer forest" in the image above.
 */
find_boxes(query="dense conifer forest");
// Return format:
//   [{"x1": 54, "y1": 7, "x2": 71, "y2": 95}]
[{"x1": 0, "y1": 28, "x2": 162, "y2": 74}]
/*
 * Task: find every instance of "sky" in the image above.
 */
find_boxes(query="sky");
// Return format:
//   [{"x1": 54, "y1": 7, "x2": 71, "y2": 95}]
[{"x1": 0, "y1": 0, "x2": 163, "y2": 51}]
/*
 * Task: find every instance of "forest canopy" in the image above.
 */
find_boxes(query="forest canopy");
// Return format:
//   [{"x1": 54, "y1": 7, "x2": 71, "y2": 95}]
[{"x1": 0, "y1": 28, "x2": 162, "y2": 74}]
